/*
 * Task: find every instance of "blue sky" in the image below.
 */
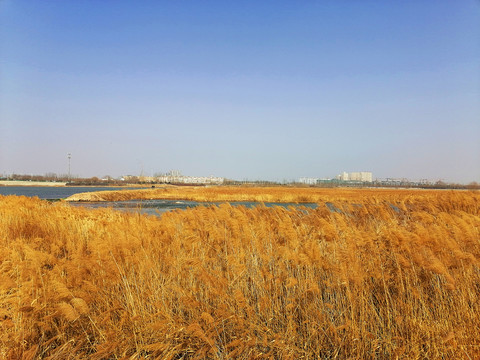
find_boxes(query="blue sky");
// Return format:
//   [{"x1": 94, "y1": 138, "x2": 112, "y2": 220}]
[{"x1": 1, "y1": 1, "x2": 479, "y2": 183}]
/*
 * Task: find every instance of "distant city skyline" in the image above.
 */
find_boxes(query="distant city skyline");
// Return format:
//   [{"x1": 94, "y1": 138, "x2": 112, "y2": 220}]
[
  {"x1": 1, "y1": 1, "x2": 479, "y2": 184},
  {"x1": 2, "y1": 167, "x2": 476, "y2": 186}
]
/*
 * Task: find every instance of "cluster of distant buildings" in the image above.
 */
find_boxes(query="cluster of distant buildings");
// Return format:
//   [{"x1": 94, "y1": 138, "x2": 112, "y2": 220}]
[
  {"x1": 298, "y1": 172, "x2": 451, "y2": 187},
  {"x1": 299, "y1": 171, "x2": 374, "y2": 185},
  {"x1": 336, "y1": 171, "x2": 373, "y2": 182},
  {"x1": 121, "y1": 169, "x2": 439, "y2": 187},
  {"x1": 123, "y1": 170, "x2": 225, "y2": 185}
]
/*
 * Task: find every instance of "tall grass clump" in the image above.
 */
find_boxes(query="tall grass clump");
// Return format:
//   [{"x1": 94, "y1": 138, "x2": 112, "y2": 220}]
[{"x1": 1, "y1": 190, "x2": 479, "y2": 359}]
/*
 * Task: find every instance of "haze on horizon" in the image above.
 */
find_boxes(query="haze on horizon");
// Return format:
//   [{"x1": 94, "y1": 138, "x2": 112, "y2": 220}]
[{"x1": 1, "y1": 1, "x2": 479, "y2": 184}]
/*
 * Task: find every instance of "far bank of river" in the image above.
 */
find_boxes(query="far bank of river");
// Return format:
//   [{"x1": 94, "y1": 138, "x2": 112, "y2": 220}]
[{"x1": 0, "y1": 180, "x2": 67, "y2": 187}]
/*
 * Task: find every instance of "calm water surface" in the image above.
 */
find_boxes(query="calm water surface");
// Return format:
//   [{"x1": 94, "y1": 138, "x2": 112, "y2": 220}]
[{"x1": 0, "y1": 186, "x2": 130, "y2": 200}]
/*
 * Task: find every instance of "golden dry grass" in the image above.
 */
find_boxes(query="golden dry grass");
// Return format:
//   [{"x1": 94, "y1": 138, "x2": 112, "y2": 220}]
[
  {"x1": 66, "y1": 185, "x2": 453, "y2": 203},
  {"x1": 1, "y1": 189, "x2": 480, "y2": 359}
]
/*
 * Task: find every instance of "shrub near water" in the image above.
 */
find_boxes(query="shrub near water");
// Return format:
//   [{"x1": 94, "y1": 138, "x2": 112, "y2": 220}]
[{"x1": 0, "y1": 191, "x2": 479, "y2": 359}]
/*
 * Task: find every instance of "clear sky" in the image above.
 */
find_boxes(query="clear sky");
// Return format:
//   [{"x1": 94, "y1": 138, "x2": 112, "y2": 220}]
[{"x1": 1, "y1": 1, "x2": 479, "y2": 183}]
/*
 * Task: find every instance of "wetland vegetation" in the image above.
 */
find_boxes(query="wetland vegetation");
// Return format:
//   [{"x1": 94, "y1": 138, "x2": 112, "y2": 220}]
[{"x1": 1, "y1": 187, "x2": 479, "y2": 358}]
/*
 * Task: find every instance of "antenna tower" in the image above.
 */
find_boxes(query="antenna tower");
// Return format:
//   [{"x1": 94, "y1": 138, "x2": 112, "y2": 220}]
[{"x1": 67, "y1": 153, "x2": 71, "y2": 182}]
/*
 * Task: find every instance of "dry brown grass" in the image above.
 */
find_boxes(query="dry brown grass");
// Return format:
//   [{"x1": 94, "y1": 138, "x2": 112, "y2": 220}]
[
  {"x1": 66, "y1": 185, "x2": 456, "y2": 204},
  {"x1": 1, "y1": 189, "x2": 480, "y2": 359}
]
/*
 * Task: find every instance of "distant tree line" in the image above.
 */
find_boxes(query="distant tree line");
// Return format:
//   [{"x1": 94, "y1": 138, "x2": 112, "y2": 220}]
[
  {"x1": 0, "y1": 173, "x2": 124, "y2": 186},
  {"x1": 1, "y1": 173, "x2": 479, "y2": 190},
  {"x1": 1, "y1": 173, "x2": 69, "y2": 182}
]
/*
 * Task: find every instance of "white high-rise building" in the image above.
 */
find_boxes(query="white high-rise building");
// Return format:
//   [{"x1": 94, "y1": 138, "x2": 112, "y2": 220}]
[
  {"x1": 339, "y1": 172, "x2": 349, "y2": 181},
  {"x1": 299, "y1": 177, "x2": 318, "y2": 185},
  {"x1": 337, "y1": 171, "x2": 373, "y2": 182}
]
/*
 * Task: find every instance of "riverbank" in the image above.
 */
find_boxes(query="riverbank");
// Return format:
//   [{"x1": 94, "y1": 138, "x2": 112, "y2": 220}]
[{"x1": 0, "y1": 180, "x2": 67, "y2": 187}]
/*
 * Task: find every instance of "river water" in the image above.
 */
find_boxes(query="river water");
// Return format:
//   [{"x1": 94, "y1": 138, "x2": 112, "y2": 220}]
[
  {"x1": 0, "y1": 186, "x2": 318, "y2": 216},
  {"x1": 0, "y1": 186, "x2": 125, "y2": 200}
]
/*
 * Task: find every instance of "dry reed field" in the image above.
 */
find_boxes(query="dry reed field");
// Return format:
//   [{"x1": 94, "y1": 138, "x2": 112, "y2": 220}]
[
  {"x1": 1, "y1": 189, "x2": 480, "y2": 359},
  {"x1": 65, "y1": 185, "x2": 433, "y2": 203}
]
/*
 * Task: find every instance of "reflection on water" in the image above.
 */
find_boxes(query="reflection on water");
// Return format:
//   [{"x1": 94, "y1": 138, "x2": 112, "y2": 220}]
[{"x1": 70, "y1": 199, "x2": 319, "y2": 216}]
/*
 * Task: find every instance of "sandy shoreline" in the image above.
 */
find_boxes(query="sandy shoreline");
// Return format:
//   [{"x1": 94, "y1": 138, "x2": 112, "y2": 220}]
[{"x1": 0, "y1": 180, "x2": 67, "y2": 187}]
